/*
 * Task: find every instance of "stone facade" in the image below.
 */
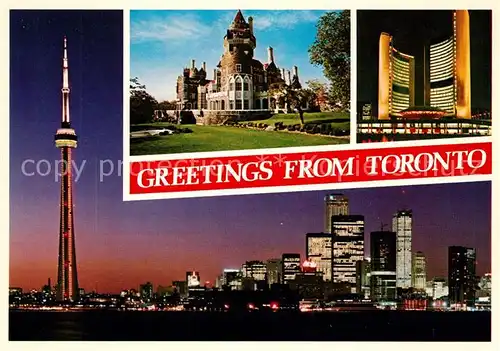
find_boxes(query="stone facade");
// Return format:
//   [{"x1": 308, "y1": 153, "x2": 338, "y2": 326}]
[{"x1": 175, "y1": 10, "x2": 303, "y2": 118}]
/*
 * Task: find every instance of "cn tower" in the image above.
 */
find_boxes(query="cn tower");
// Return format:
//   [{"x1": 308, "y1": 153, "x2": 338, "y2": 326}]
[{"x1": 55, "y1": 37, "x2": 79, "y2": 302}]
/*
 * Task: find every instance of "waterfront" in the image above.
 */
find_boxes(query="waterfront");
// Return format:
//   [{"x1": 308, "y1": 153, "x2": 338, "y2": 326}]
[{"x1": 9, "y1": 310, "x2": 490, "y2": 341}]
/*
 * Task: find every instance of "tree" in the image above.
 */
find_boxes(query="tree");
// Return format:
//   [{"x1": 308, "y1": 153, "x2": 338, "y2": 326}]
[
  {"x1": 309, "y1": 10, "x2": 350, "y2": 111},
  {"x1": 130, "y1": 77, "x2": 158, "y2": 125},
  {"x1": 306, "y1": 79, "x2": 329, "y2": 111},
  {"x1": 157, "y1": 100, "x2": 176, "y2": 111},
  {"x1": 269, "y1": 82, "x2": 314, "y2": 125}
]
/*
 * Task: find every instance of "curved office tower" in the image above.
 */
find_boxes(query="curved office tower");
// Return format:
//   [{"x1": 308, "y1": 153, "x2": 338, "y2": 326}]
[
  {"x1": 426, "y1": 10, "x2": 471, "y2": 118},
  {"x1": 455, "y1": 10, "x2": 471, "y2": 119},
  {"x1": 428, "y1": 37, "x2": 456, "y2": 114},
  {"x1": 378, "y1": 33, "x2": 415, "y2": 119}
]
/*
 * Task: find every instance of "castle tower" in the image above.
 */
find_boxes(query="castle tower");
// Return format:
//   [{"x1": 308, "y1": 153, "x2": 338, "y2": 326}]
[
  {"x1": 55, "y1": 37, "x2": 79, "y2": 302},
  {"x1": 220, "y1": 10, "x2": 257, "y2": 110}
]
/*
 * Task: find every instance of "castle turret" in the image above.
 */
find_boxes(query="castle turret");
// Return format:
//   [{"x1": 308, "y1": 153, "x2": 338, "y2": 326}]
[
  {"x1": 248, "y1": 16, "x2": 253, "y2": 34},
  {"x1": 267, "y1": 47, "x2": 274, "y2": 63}
]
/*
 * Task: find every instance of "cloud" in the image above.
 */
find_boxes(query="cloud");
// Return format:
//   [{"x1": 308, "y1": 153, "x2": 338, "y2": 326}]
[
  {"x1": 246, "y1": 10, "x2": 320, "y2": 30},
  {"x1": 131, "y1": 14, "x2": 212, "y2": 43}
]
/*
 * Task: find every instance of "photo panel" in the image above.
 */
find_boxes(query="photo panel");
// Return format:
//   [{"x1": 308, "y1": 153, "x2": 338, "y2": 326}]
[
  {"x1": 129, "y1": 9, "x2": 351, "y2": 156},
  {"x1": 356, "y1": 10, "x2": 492, "y2": 143}
]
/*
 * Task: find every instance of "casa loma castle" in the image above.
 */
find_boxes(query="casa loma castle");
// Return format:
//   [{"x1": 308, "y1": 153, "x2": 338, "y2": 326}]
[
  {"x1": 175, "y1": 10, "x2": 302, "y2": 114},
  {"x1": 54, "y1": 37, "x2": 79, "y2": 302}
]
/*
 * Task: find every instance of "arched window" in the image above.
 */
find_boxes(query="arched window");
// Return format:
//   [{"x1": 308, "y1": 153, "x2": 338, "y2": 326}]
[
  {"x1": 229, "y1": 77, "x2": 235, "y2": 91},
  {"x1": 235, "y1": 77, "x2": 242, "y2": 91},
  {"x1": 243, "y1": 77, "x2": 250, "y2": 91}
]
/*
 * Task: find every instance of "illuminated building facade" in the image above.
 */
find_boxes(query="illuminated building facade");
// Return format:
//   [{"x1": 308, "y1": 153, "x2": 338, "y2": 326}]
[
  {"x1": 356, "y1": 259, "x2": 371, "y2": 298},
  {"x1": 55, "y1": 37, "x2": 79, "y2": 302},
  {"x1": 223, "y1": 269, "x2": 242, "y2": 290},
  {"x1": 186, "y1": 271, "x2": 201, "y2": 288},
  {"x1": 266, "y1": 258, "x2": 282, "y2": 286},
  {"x1": 140, "y1": 282, "x2": 153, "y2": 301},
  {"x1": 306, "y1": 233, "x2": 333, "y2": 281},
  {"x1": 424, "y1": 10, "x2": 471, "y2": 118},
  {"x1": 331, "y1": 215, "x2": 364, "y2": 291},
  {"x1": 324, "y1": 194, "x2": 349, "y2": 232},
  {"x1": 378, "y1": 32, "x2": 415, "y2": 119},
  {"x1": 412, "y1": 251, "x2": 427, "y2": 290},
  {"x1": 370, "y1": 231, "x2": 397, "y2": 302},
  {"x1": 393, "y1": 210, "x2": 412, "y2": 289},
  {"x1": 448, "y1": 246, "x2": 476, "y2": 306},
  {"x1": 282, "y1": 254, "x2": 301, "y2": 284},
  {"x1": 242, "y1": 261, "x2": 267, "y2": 281},
  {"x1": 378, "y1": 10, "x2": 471, "y2": 120}
]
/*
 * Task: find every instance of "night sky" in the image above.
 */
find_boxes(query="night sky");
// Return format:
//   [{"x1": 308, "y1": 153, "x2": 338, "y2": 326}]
[
  {"x1": 356, "y1": 10, "x2": 492, "y2": 114},
  {"x1": 9, "y1": 10, "x2": 491, "y2": 293}
]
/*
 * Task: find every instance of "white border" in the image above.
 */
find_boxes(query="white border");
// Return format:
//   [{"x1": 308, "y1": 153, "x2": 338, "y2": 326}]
[{"x1": 3, "y1": 1, "x2": 498, "y2": 350}]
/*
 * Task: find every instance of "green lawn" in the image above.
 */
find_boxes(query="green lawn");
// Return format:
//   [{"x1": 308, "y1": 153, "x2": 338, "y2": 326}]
[
  {"x1": 130, "y1": 124, "x2": 348, "y2": 155},
  {"x1": 248, "y1": 111, "x2": 350, "y2": 130}
]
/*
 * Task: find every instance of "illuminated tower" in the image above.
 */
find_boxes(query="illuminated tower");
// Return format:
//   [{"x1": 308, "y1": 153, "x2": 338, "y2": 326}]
[
  {"x1": 378, "y1": 33, "x2": 415, "y2": 119},
  {"x1": 55, "y1": 37, "x2": 79, "y2": 302},
  {"x1": 324, "y1": 193, "x2": 349, "y2": 232},
  {"x1": 424, "y1": 10, "x2": 471, "y2": 118},
  {"x1": 393, "y1": 210, "x2": 412, "y2": 289},
  {"x1": 454, "y1": 10, "x2": 471, "y2": 119}
]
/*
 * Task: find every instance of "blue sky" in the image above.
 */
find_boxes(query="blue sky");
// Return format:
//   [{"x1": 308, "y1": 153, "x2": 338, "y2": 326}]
[{"x1": 130, "y1": 10, "x2": 330, "y2": 101}]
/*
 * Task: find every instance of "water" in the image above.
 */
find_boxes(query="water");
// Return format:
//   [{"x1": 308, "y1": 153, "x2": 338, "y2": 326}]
[{"x1": 9, "y1": 310, "x2": 490, "y2": 341}]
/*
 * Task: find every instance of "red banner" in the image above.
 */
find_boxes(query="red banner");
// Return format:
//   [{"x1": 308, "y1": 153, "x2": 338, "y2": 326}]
[{"x1": 129, "y1": 141, "x2": 492, "y2": 195}]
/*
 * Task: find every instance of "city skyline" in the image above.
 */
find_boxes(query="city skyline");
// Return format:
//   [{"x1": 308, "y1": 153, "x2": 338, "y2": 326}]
[{"x1": 9, "y1": 10, "x2": 491, "y2": 294}]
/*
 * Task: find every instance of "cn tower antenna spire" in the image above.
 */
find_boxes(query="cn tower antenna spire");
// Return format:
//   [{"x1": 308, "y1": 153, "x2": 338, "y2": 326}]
[
  {"x1": 55, "y1": 36, "x2": 79, "y2": 302},
  {"x1": 62, "y1": 36, "x2": 70, "y2": 123}
]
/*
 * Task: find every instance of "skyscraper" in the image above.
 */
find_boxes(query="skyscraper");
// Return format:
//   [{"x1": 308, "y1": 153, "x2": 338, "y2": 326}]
[
  {"x1": 282, "y1": 254, "x2": 301, "y2": 284},
  {"x1": 412, "y1": 251, "x2": 427, "y2": 290},
  {"x1": 378, "y1": 32, "x2": 416, "y2": 119},
  {"x1": 448, "y1": 246, "x2": 477, "y2": 306},
  {"x1": 356, "y1": 258, "x2": 371, "y2": 298},
  {"x1": 370, "y1": 231, "x2": 397, "y2": 302},
  {"x1": 242, "y1": 261, "x2": 267, "y2": 281},
  {"x1": 266, "y1": 258, "x2": 282, "y2": 286},
  {"x1": 424, "y1": 10, "x2": 471, "y2": 117},
  {"x1": 306, "y1": 233, "x2": 333, "y2": 281},
  {"x1": 324, "y1": 194, "x2": 349, "y2": 232},
  {"x1": 331, "y1": 215, "x2": 364, "y2": 291},
  {"x1": 393, "y1": 210, "x2": 412, "y2": 289},
  {"x1": 55, "y1": 37, "x2": 79, "y2": 302}
]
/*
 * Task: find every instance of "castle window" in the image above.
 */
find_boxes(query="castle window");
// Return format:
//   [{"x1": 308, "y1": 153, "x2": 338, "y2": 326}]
[
  {"x1": 229, "y1": 82, "x2": 234, "y2": 90},
  {"x1": 236, "y1": 64, "x2": 242, "y2": 72},
  {"x1": 229, "y1": 101, "x2": 234, "y2": 110},
  {"x1": 236, "y1": 100, "x2": 242, "y2": 110},
  {"x1": 235, "y1": 81, "x2": 242, "y2": 91},
  {"x1": 259, "y1": 75, "x2": 263, "y2": 83},
  {"x1": 243, "y1": 100, "x2": 249, "y2": 110},
  {"x1": 243, "y1": 82, "x2": 249, "y2": 91}
]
